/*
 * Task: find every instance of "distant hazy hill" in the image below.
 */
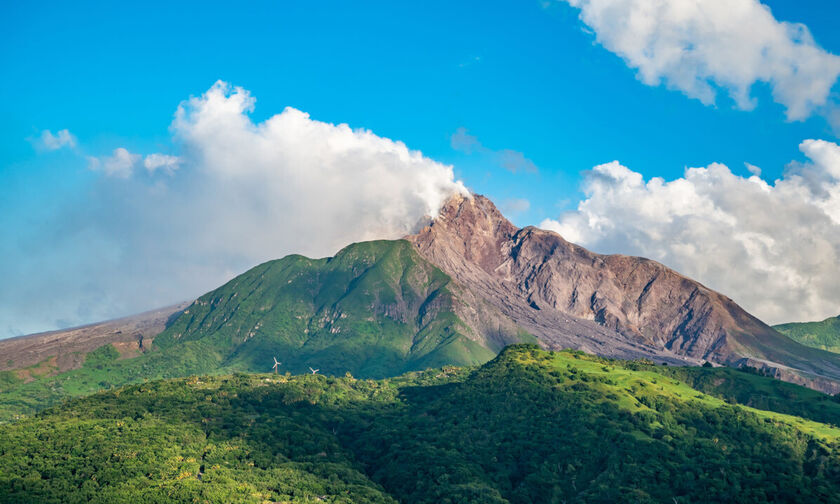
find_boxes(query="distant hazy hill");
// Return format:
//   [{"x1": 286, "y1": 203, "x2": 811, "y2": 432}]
[
  {"x1": 3, "y1": 345, "x2": 840, "y2": 503},
  {"x1": 0, "y1": 303, "x2": 187, "y2": 374},
  {"x1": 775, "y1": 315, "x2": 840, "y2": 354}
]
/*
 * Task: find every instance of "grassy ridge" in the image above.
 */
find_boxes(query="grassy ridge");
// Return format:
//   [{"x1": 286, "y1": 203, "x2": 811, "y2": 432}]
[
  {"x1": 645, "y1": 362, "x2": 840, "y2": 428},
  {"x1": 775, "y1": 315, "x2": 840, "y2": 354},
  {"x1": 155, "y1": 239, "x2": 501, "y2": 377},
  {"x1": 2, "y1": 346, "x2": 840, "y2": 503}
]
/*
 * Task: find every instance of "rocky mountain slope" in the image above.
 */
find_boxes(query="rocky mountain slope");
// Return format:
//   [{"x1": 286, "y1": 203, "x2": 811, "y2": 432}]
[
  {"x1": 407, "y1": 194, "x2": 840, "y2": 393},
  {"x1": 0, "y1": 303, "x2": 188, "y2": 374}
]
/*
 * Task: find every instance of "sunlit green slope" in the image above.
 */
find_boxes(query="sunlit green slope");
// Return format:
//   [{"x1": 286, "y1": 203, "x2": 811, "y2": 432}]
[{"x1": 775, "y1": 315, "x2": 840, "y2": 354}]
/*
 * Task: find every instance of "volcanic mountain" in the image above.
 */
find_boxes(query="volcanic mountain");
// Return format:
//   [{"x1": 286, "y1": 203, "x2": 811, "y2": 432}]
[
  {"x1": 406, "y1": 193, "x2": 840, "y2": 393},
  {"x1": 3, "y1": 192, "x2": 840, "y2": 416},
  {"x1": 0, "y1": 239, "x2": 531, "y2": 419}
]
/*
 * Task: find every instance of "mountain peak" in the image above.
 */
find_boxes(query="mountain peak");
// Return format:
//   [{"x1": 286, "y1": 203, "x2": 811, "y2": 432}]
[
  {"x1": 411, "y1": 193, "x2": 519, "y2": 274},
  {"x1": 408, "y1": 193, "x2": 840, "y2": 393},
  {"x1": 434, "y1": 193, "x2": 517, "y2": 235}
]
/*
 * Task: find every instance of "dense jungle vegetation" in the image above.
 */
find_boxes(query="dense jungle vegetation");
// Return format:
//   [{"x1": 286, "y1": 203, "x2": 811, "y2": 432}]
[{"x1": 2, "y1": 345, "x2": 840, "y2": 503}]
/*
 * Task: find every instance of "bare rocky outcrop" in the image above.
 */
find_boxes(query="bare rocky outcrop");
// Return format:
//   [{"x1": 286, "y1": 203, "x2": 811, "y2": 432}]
[
  {"x1": 407, "y1": 193, "x2": 840, "y2": 392},
  {"x1": 0, "y1": 303, "x2": 189, "y2": 373}
]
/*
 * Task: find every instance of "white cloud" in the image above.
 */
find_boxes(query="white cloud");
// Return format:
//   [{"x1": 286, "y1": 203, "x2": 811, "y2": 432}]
[
  {"x1": 87, "y1": 147, "x2": 141, "y2": 178},
  {"x1": 88, "y1": 150, "x2": 183, "y2": 178},
  {"x1": 2, "y1": 81, "x2": 467, "y2": 335},
  {"x1": 171, "y1": 81, "x2": 467, "y2": 240},
  {"x1": 540, "y1": 139, "x2": 840, "y2": 325},
  {"x1": 143, "y1": 154, "x2": 181, "y2": 175},
  {"x1": 451, "y1": 127, "x2": 538, "y2": 173},
  {"x1": 560, "y1": 0, "x2": 840, "y2": 120},
  {"x1": 33, "y1": 129, "x2": 77, "y2": 151}
]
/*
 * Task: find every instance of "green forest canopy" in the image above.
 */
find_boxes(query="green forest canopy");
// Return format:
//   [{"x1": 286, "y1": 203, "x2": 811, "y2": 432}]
[{"x1": 2, "y1": 345, "x2": 840, "y2": 503}]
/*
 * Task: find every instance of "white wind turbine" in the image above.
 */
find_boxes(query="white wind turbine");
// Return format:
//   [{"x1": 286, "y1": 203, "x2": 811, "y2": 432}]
[
  {"x1": 272, "y1": 357, "x2": 281, "y2": 374},
  {"x1": 309, "y1": 367, "x2": 319, "y2": 375}
]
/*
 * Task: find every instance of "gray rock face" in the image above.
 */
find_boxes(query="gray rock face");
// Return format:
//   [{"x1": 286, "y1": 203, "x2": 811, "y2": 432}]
[{"x1": 407, "y1": 194, "x2": 840, "y2": 393}]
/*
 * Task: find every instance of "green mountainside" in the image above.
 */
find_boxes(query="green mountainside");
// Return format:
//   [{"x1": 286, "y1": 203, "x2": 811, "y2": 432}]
[
  {"x1": 153, "y1": 239, "x2": 522, "y2": 376},
  {"x1": 775, "y1": 316, "x2": 840, "y2": 354},
  {"x1": 0, "y1": 240, "x2": 527, "y2": 421},
  {"x1": 4, "y1": 236, "x2": 840, "y2": 501},
  {"x1": 3, "y1": 345, "x2": 840, "y2": 503}
]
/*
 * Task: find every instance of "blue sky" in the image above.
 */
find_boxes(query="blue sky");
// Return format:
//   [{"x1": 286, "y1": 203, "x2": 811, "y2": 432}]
[{"x1": 3, "y1": 0, "x2": 840, "y2": 335}]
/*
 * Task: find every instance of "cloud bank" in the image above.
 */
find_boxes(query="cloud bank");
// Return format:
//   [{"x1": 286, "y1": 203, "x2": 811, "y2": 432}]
[
  {"x1": 560, "y1": 0, "x2": 840, "y2": 120},
  {"x1": 3, "y1": 81, "x2": 466, "y2": 336},
  {"x1": 540, "y1": 139, "x2": 840, "y2": 325},
  {"x1": 87, "y1": 150, "x2": 181, "y2": 178},
  {"x1": 32, "y1": 129, "x2": 77, "y2": 151}
]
